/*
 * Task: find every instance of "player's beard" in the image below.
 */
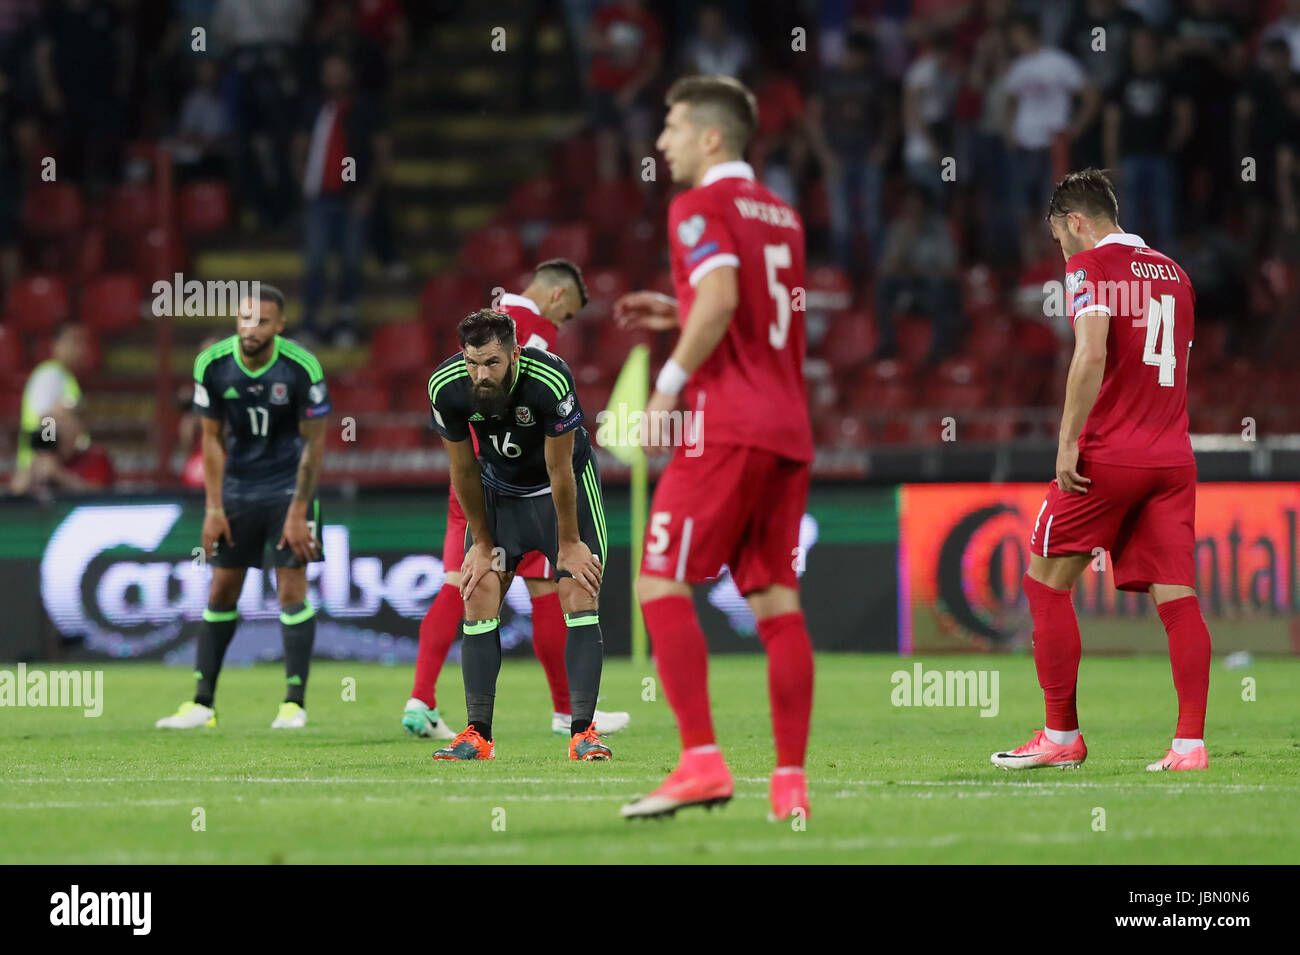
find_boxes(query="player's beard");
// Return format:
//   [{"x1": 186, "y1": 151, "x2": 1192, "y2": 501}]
[
  {"x1": 470, "y1": 361, "x2": 514, "y2": 419},
  {"x1": 240, "y1": 335, "x2": 270, "y2": 358}
]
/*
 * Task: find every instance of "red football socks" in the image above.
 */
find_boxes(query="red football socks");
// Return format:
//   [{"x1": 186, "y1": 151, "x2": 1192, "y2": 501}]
[
  {"x1": 411, "y1": 583, "x2": 463, "y2": 707},
  {"x1": 1157, "y1": 595, "x2": 1212, "y2": 739},
  {"x1": 529, "y1": 590, "x2": 570, "y2": 713},
  {"x1": 1022, "y1": 573, "x2": 1082, "y2": 732},
  {"x1": 642, "y1": 594, "x2": 716, "y2": 749},
  {"x1": 756, "y1": 611, "x2": 813, "y2": 768}
]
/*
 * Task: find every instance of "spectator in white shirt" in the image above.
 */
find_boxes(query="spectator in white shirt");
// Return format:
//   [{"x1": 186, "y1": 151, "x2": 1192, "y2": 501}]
[
  {"x1": 681, "y1": 5, "x2": 749, "y2": 79},
  {"x1": 1003, "y1": 15, "x2": 1099, "y2": 253},
  {"x1": 902, "y1": 30, "x2": 961, "y2": 198}
]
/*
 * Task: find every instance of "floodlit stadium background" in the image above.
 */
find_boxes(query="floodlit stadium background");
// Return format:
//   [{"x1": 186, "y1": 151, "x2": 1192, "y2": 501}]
[{"x1": 3, "y1": 0, "x2": 1299, "y2": 661}]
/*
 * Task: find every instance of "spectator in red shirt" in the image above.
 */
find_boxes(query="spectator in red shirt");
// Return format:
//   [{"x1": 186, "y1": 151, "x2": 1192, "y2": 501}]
[
  {"x1": 293, "y1": 51, "x2": 391, "y2": 346},
  {"x1": 587, "y1": 0, "x2": 662, "y2": 182}
]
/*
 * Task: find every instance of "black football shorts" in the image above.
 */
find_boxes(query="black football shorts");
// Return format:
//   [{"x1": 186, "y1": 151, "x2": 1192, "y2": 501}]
[{"x1": 210, "y1": 496, "x2": 323, "y2": 569}]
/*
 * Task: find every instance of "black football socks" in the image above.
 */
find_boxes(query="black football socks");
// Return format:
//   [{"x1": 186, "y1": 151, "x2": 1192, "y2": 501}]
[
  {"x1": 281, "y1": 602, "x2": 316, "y2": 706},
  {"x1": 194, "y1": 606, "x2": 238, "y2": 707},
  {"x1": 564, "y1": 610, "x2": 603, "y2": 735},
  {"x1": 461, "y1": 617, "x2": 502, "y2": 740}
]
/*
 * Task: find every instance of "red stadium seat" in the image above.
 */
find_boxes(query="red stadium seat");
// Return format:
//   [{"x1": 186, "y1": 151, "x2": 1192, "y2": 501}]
[
  {"x1": 360, "y1": 423, "x2": 426, "y2": 450},
  {"x1": 329, "y1": 384, "x2": 392, "y2": 416},
  {"x1": 508, "y1": 177, "x2": 563, "y2": 222},
  {"x1": 553, "y1": 320, "x2": 588, "y2": 364},
  {"x1": 823, "y1": 310, "x2": 875, "y2": 373},
  {"x1": 133, "y1": 227, "x2": 187, "y2": 282},
  {"x1": 5, "y1": 274, "x2": 70, "y2": 333},
  {"x1": 371, "y1": 322, "x2": 436, "y2": 375},
  {"x1": 647, "y1": 269, "x2": 675, "y2": 297},
  {"x1": 22, "y1": 184, "x2": 84, "y2": 238},
  {"x1": 0, "y1": 385, "x2": 21, "y2": 420},
  {"x1": 1017, "y1": 318, "x2": 1059, "y2": 357},
  {"x1": 74, "y1": 226, "x2": 107, "y2": 282},
  {"x1": 614, "y1": 219, "x2": 665, "y2": 282},
  {"x1": 553, "y1": 138, "x2": 598, "y2": 194},
  {"x1": 459, "y1": 226, "x2": 525, "y2": 282},
  {"x1": 962, "y1": 315, "x2": 1013, "y2": 368},
  {"x1": 874, "y1": 416, "x2": 914, "y2": 444},
  {"x1": 420, "y1": 273, "x2": 485, "y2": 327},
  {"x1": 395, "y1": 374, "x2": 438, "y2": 413},
  {"x1": 847, "y1": 358, "x2": 914, "y2": 410},
  {"x1": 536, "y1": 223, "x2": 591, "y2": 266},
  {"x1": 895, "y1": 315, "x2": 934, "y2": 365},
  {"x1": 177, "y1": 182, "x2": 232, "y2": 235},
  {"x1": 805, "y1": 265, "x2": 853, "y2": 311},
  {"x1": 816, "y1": 413, "x2": 869, "y2": 449},
  {"x1": 965, "y1": 416, "x2": 1017, "y2": 442},
  {"x1": 106, "y1": 184, "x2": 158, "y2": 236},
  {"x1": 81, "y1": 274, "x2": 143, "y2": 335},
  {"x1": 583, "y1": 267, "x2": 631, "y2": 314},
  {"x1": 0, "y1": 323, "x2": 23, "y2": 375},
  {"x1": 582, "y1": 180, "x2": 643, "y2": 233},
  {"x1": 934, "y1": 357, "x2": 984, "y2": 386},
  {"x1": 924, "y1": 382, "x2": 988, "y2": 410},
  {"x1": 594, "y1": 322, "x2": 650, "y2": 376}
]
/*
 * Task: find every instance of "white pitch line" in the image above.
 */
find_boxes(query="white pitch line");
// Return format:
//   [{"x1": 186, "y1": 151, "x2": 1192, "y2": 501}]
[
  {"x1": 5, "y1": 776, "x2": 1292, "y2": 794},
  {"x1": 5, "y1": 776, "x2": 653, "y2": 785}
]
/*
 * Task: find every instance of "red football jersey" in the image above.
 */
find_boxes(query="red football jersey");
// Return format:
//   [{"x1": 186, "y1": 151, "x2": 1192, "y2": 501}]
[
  {"x1": 1065, "y1": 232, "x2": 1195, "y2": 467},
  {"x1": 666, "y1": 161, "x2": 813, "y2": 462},
  {"x1": 498, "y1": 293, "x2": 556, "y2": 352}
]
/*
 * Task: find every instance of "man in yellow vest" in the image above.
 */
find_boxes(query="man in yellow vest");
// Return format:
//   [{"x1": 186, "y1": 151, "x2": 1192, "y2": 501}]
[{"x1": 11, "y1": 323, "x2": 92, "y2": 495}]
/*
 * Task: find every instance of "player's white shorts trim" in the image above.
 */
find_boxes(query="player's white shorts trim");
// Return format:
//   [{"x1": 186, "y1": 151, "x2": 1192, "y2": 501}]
[
  {"x1": 675, "y1": 516, "x2": 694, "y2": 581},
  {"x1": 1031, "y1": 499, "x2": 1047, "y2": 548},
  {"x1": 1042, "y1": 514, "x2": 1055, "y2": 557},
  {"x1": 689, "y1": 253, "x2": 740, "y2": 287}
]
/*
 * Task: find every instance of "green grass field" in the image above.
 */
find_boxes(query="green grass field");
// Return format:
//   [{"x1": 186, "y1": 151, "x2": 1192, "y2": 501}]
[{"x1": 3, "y1": 655, "x2": 1298, "y2": 864}]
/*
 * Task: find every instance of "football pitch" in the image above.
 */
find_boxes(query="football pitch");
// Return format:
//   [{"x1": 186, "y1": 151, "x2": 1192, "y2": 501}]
[{"x1": 3, "y1": 655, "x2": 1297, "y2": 864}]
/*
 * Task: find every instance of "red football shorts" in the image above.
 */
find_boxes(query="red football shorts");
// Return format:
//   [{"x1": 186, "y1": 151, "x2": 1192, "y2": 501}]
[
  {"x1": 444, "y1": 485, "x2": 551, "y2": 579},
  {"x1": 641, "y1": 444, "x2": 810, "y2": 593},
  {"x1": 1030, "y1": 460, "x2": 1196, "y2": 592}
]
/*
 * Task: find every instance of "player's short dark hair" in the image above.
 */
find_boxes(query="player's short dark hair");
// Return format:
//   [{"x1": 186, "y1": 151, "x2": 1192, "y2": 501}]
[
  {"x1": 665, "y1": 74, "x2": 758, "y2": 154},
  {"x1": 459, "y1": 308, "x2": 517, "y2": 352},
  {"x1": 253, "y1": 282, "x2": 285, "y2": 315},
  {"x1": 1047, "y1": 168, "x2": 1119, "y2": 224},
  {"x1": 534, "y1": 258, "x2": 589, "y2": 307}
]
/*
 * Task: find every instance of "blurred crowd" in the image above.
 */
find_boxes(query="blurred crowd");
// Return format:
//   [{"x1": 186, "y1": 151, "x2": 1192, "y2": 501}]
[
  {"x1": 8, "y1": 0, "x2": 1300, "y2": 498},
  {"x1": 574, "y1": 0, "x2": 1300, "y2": 361},
  {"x1": 0, "y1": 0, "x2": 409, "y2": 345}
]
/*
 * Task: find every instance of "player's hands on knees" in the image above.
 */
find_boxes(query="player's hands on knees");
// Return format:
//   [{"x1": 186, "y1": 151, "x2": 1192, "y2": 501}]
[
  {"x1": 277, "y1": 512, "x2": 318, "y2": 562},
  {"x1": 614, "y1": 291, "x2": 679, "y2": 331},
  {"x1": 202, "y1": 511, "x2": 233, "y2": 556},
  {"x1": 460, "y1": 541, "x2": 499, "y2": 601},
  {"x1": 1056, "y1": 443, "x2": 1091, "y2": 494},
  {"x1": 557, "y1": 541, "x2": 602, "y2": 598}
]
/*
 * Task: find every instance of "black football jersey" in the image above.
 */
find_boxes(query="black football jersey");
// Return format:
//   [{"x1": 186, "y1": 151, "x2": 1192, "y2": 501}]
[
  {"x1": 428, "y1": 346, "x2": 592, "y2": 496},
  {"x1": 193, "y1": 335, "x2": 331, "y2": 501}
]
